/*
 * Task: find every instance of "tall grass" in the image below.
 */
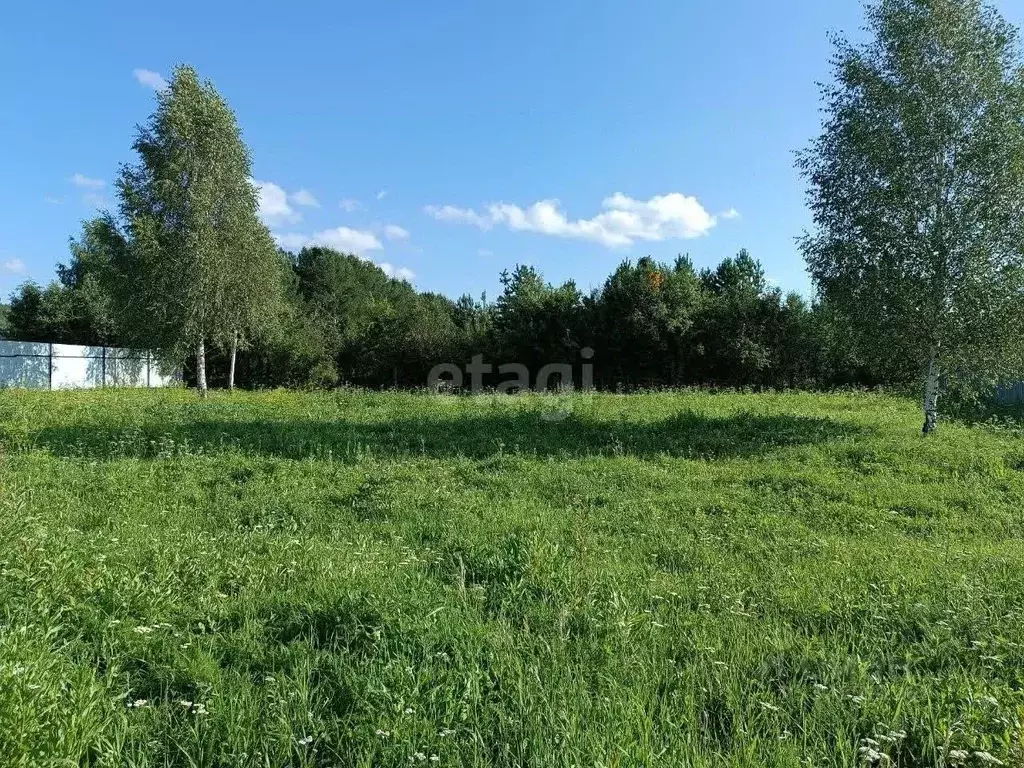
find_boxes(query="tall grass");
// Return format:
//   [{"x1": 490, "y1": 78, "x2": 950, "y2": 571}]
[{"x1": 1, "y1": 388, "x2": 1023, "y2": 766}]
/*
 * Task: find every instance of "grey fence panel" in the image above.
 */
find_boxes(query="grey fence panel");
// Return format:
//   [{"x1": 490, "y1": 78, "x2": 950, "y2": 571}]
[
  {"x1": 52, "y1": 344, "x2": 104, "y2": 390},
  {"x1": 0, "y1": 340, "x2": 179, "y2": 390},
  {"x1": 0, "y1": 341, "x2": 50, "y2": 357},
  {"x1": 994, "y1": 382, "x2": 1024, "y2": 406},
  {"x1": 108, "y1": 354, "x2": 149, "y2": 387},
  {"x1": 0, "y1": 340, "x2": 50, "y2": 389}
]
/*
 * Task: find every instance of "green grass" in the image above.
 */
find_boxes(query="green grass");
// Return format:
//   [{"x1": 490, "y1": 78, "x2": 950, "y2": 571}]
[{"x1": 1, "y1": 388, "x2": 1023, "y2": 767}]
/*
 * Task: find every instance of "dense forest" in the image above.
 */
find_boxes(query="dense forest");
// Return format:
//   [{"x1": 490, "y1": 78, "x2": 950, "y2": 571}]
[{"x1": 0, "y1": 229, "x2": 904, "y2": 391}]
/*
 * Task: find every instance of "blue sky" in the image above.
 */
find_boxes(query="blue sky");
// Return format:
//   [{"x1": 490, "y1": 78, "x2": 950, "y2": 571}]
[{"x1": 3, "y1": 0, "x2": 1024, "y2": 302}]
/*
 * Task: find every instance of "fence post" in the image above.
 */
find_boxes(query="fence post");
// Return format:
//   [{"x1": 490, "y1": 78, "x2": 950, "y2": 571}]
[
  {"x1": 147, "y1": 351, "x2": 151, "y2": 389},
  {"x1": 48, "y1": 343, "x2": 53, "y2": 391},
  {"x1": 102, "y1": 346, "x2": 107, "y2": 388}
]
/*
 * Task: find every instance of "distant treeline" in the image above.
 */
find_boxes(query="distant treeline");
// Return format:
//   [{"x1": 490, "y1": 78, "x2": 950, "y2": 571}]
[{"x1": 0, "y1": 234, "x2": 913, "y2": 392}]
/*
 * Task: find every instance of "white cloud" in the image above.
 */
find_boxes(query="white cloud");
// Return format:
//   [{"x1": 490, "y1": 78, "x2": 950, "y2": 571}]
[
  {"x1": 290, "y1": 188, "x2": 320, "y2": 208},
  {"x1": 384, "y1": 224, "x2": 409, "y2": 241},
  {"x1": 252, "y1": 179, "x2": 300, "y2": 225},
  {"x1": 376, "y1": 189, "x2": 388, "y2": 200},
  {"x1": 379, "y1": 262, "x2": 415, "y2": 282},
  {"x1": 133, "y1": 68, "x2": 169, "y2": 92},
  {"x1": 721, "y1": 208, "x2": 741, "y2": 220},
  {"x1": 339, "y1": 198, "x2": 363, "y2": 212},
  {"x1": 273, "y1": 226, "x2": 383, "y2": 254},
  {"x1": 3, "y1": 258, "x2": 27, "y2": 275},
  {"x1": 70, "y1": 173, "x2": 105, "y2": 189},
  {"x1": 426, "y1": 192, "x2": 724, "y2": 248},
  {"x1": 44, "y1": 196, "x2": 65, "y2": 204},
  {"x1": 423, "y1": 204, "x2": 493, "y2": 230}
]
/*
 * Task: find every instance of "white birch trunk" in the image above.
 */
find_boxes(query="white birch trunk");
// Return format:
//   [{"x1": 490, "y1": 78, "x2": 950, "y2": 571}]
[
  {"x1": 922, "y1": 349, "x2": 939, "y2": 435},
  {"x1": 196, "y1": 338, "x2": 208, "y2": 398},
  {"x1": 228, "y1": 331, "x2": 238, "y2": 392}
]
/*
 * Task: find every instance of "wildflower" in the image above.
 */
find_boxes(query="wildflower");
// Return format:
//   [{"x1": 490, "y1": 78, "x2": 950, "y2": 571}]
[
  {"x1": 130, "y1": 699, "x2": 148, "y2": 708},
  {"x1": 298, "y1": 736, "x2": 313, "y2": 746},
  {"x1": 404, "y1": 707, "x2": 415, "y2": 714},
  {"x1": 439, "y1": 729, "x2": 456, "y2": 737},
  {"x1": 973, "y1": 752, "x2": 1004, "y2": 766},
  {"x1": 858, "y1": 746, "x2": 890, "y2": 764},
  {"x1": 376, "y1": 729, "x2": 391, "y2": 738},
  {"x1": 814, "y1": 683, "x2": 829, "y2": 692},
  {"x1": 133, "y1": 626, "x2": 154, "y2": 634},
  {"x1": 947, "y1": 750, "x2": 970, "y2": 763},
  {"x1": 430, "y1": 756, "x2": 440, "y2": 763},
  {"x1": 410, "y1": 753, "x2": 427, "y2": 762}
]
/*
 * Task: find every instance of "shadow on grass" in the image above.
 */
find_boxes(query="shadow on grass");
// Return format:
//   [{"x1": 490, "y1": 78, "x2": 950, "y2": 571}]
[{"x1": 27, "y1": 409, "x2": 867, "y2": 462}]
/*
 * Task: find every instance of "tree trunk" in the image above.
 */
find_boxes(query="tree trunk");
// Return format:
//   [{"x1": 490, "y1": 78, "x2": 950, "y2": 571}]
[
  {"x1": 196, "y1": 338, "x2": 208, "y2": 398},
  {"x1": 922, "y1": 349, "x2": 939, "y2": 435},
  {"x1": 228, "y1": 331, "x2": 238, "y2": 392}
]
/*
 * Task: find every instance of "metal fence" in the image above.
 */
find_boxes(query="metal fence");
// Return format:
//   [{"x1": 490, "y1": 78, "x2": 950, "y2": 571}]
[
  {"x1": 994, "y1": 382, "x2": 1024, "y2": 406},
  {"x1": 0, "y1": 341, "x2": 179, "y2": 390}
]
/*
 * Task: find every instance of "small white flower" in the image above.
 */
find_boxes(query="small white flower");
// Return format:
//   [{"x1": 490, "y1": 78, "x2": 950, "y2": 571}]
[
  {"x1": 858, "y1": 746, "x2": 891, "y2": 764},
  {"x1": 409, "y1": 753, "x2": 427, "y2": 762},
  {"x1": 133, "y1": 626, "x2": 154, "y2": 634},
  {"x1": 404, "y1": 707, "x2": 415, "y2": 714},
  {"x1": 298, "y1": 736, "x2": 313, "y2": 746},
  {"x1": 813, "y1": 683, "x2": 829, "y2": 692},
  {"x1": 130, "y1": 699, "x2": 148, "y2": 708},
  {"x1": 429, "y1": 756, "x2": 440, "y2": 763},
  {"x1": 177, "y1": 700, "x2": 193, "y2": 707},
  {"x1": 438, "y1": 729, "x2": 456, "y2": 737},
  {"x1": 947, "y1": 750, "x2": 970, "y2": 763},
  {"x1": 376, "y1": 729, "x2": 391, "y2": 738}
]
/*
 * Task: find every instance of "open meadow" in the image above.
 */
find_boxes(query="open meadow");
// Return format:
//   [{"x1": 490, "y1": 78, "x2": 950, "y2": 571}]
[{"x1": 2, "y1": 389, "x2": 1024, "y2": 766}]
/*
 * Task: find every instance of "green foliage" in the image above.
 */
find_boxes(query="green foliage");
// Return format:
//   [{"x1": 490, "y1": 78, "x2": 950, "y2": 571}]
[
  {"x1": 115, "y1": 65, "x2": 282, "y2": 367},
  {"x1": 799, "y1": 0, "x2": 1024, "y2": 415},
  {"x1": 492, "y1": 265, "x2": 584, "y2": 377},
  {"x1": 2, "y1": 388, "x2": 1024, "y2": 765}
]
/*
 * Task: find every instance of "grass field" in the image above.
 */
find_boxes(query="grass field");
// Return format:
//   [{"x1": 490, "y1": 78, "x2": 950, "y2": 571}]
[{"x1": 2, "y1": 388, "x2": 1024, "y2": 767}]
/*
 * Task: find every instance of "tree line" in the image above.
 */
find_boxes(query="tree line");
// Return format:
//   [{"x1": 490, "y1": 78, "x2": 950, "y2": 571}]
[{"x1": 0, "y1": 238, "x2": 897, "y2": 391}]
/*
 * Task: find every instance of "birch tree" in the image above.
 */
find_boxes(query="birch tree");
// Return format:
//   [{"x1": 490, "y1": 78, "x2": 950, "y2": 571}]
[
  {"x1": 798, "y1": 0, "x2": 1024, "y2": 433},
  {"x1": 221, "y1": 236, "x2": 288, "y2": 391},
  {"x1": 116, "y1": 65, "x2": 278, "y2": 396}
]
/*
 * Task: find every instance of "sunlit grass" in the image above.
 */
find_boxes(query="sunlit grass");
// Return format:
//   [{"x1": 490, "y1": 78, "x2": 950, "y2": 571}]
[{"x1": 1, "y1": 388, "x2": 1023, "y2": 766}]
